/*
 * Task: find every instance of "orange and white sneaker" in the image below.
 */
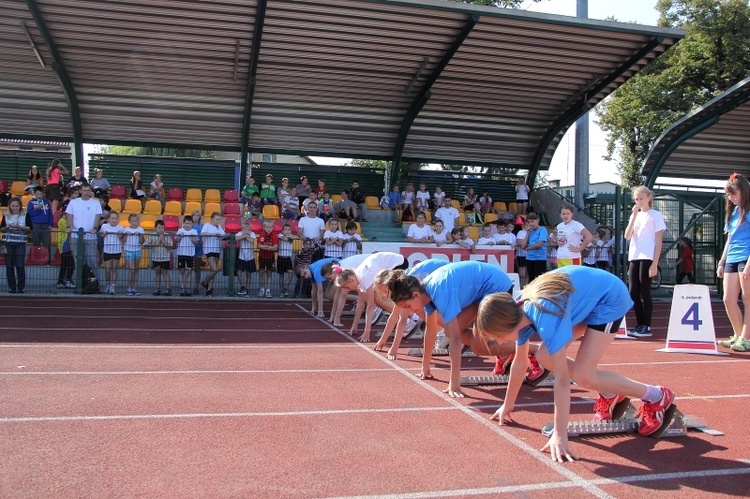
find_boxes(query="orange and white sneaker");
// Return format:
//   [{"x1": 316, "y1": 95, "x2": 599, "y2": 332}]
[
  {"x1": 492, "y1": 353, "x2": 514, "y2": 376},
  {"x1": 637, "y1": 387, "x2": 676, "y2": 436},
  {"x1": 593, "y1": 394, "x2": 630, "y2": 422},
  {"x1": 525, "y1": 353, "x2": 550, "y2": 384}
]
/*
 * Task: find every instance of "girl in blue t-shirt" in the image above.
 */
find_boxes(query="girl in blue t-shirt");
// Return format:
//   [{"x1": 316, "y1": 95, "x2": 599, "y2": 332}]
[
  {"x1": 296, "y1": 257, "x2": 336, "y2": 317},
  {"x1": 717, "y1": 173, "x2": 750, "y2": 352},
  {"x1": 384, "y1": 260, "x2": 520, "y2": 398},
  {"x1": 475, "y1": 266, "x2": 675, "y2": 463}
]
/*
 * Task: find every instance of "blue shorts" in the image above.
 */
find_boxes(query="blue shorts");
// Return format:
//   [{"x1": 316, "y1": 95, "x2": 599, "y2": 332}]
[{"x1": 124, "y1": 250, "x2": 141, "y2": 260}]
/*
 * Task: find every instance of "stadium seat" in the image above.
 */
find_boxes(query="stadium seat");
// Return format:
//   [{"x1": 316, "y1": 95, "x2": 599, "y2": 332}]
[
  {"x1": 451, "y1": 199, "x2": 461, "y2": 210},
  {"x1": 138, "y1": 214, "x2": 156, "y2": 230},
  {"x1": 110, "y1": 185, "x2": 127, "y2": 199},
  {"x1": 183, "y1": 201, "x2": 202, "y2": 216},
  {"x1": 204, "y1": 189, "x2": 221, "y2": 204},
  {"x1": 224, "y1": 216, "x2": 242, "y2": 233},
  {"x1": 143, "y1": 199, "x2": 162, "y2": 215},
  {"x1": 262, "y1": 204, "x2": 280, "y2": 219},
  {"x1": 0, "y1": 180, "x2": 8, "y2": 194},
  {"x1": 484, "y1": 213, "x2": 498, "y2": 224},
  {"x1": 25, "y1": 246, "x2": 49, "y2": 265},
  {"x1": 167, "y1": 187, "x2": 184, "y2": 202},
  {"x1": 272, "y1": 219, "x2": 283, "y2": 233},
  {"x1": 467, "y1": 226, "x2": 479, "y2": 240},
  {"x1": 494, "y1": 201, "x2": 507, "y2": 212},
  {"x1": 10, "y1": 181, "x2": 27, "y2": 197},
  {"x1": 21, "y1": 195, "x2": 34, "y2": 209},
  {"x1": 123, "y1": 199, "x2": 143, "y2": 214},
  {"x1": 186, "y1": 188, "x2": 202, "y2": 203},
  {"x1": 250, "y1": 218, "x2": 263, "y2": 233},
  {"x1": 203, "y1": 202, "x2": 221, "y2": 217},
  {"x1": 108, "y1": 198, "x2": 123, "y2": 213},
  {"x1": 164, "y1": 200, "x2": 182, "y2": 216},
  {"x1": 508, "y1": 202, "x2": 518, "y2": 213},
  {"x1": 223, "y1": 203, "x2": 241, "y2": 216},
  {"x1": 223, "y1": 189, "x2": 239, "y2": 203},
  {"x1": 365, "y1": 196, "x2": 380, "y2": 210},
  {"x1": 331, "y1": 194, "x2": 342, "y2": 204},
  {"x1": 162, "y1": 215, "x2": 180, "y2": 231},
  {"x1": 286, "y1": 219, "x2": 299, "y2": 234}
]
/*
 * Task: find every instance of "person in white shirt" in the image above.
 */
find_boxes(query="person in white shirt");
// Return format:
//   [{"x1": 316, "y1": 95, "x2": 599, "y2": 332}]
[
  {"x1": 515, "y1": 221, "x2": 528, "y2": 287},
  {"x1": 235, "y1": 219, "x2": 257, "y2": 296},
  {"x1": 65, "y1": 183, "x2": 103, "y2": 274},
  {"x1": 99, "y1": 211, "x2": 124, "y2": 294},
  {"x1": 432, "y1": 186, "x2": 445, "y2": 215},
  {"x1": 341, "y1": 221, "x2": 363, "y2": 258},
  {"x1": 277, "y1": 223, "x2": 298, "y2": 298},
  {"x1": 434, "y1": 196, "x2": 460, "y2": 233},
  {"x1": 515, "y1": 176, "x2": 530, "y2": 215},
  {"x1": 175, "y1": 216, "x2": 200, "y2": 296},
  {"x1": 478, "y1": 190, "x2": 496, "y2": 215},
  {"x1": 415, "y1": 183, "x2": 430, "y2": 212},
  {"x1": 323, "y1": 218, "x2": 345, "y2": 258},
  {"x1": 552, "y1": 205, "x2": 593, "y2": 267},
  {"x1": 121, "y1": 213, "x2": 145, "y2": 296},
  {"x1": 297, "y1": 202, "x2": 326, "y2": 245},
  {"x1": 432, "y1": 219, "x2": 452, "y2": 246},
  {"x1": 494, "y1": 224, "x2": 517, "y2": 248},
  {"x1": 406, "y1": 212, "x2": 434, "y2": 244},
  {"x1": 476, "y1": 224, "x2": 497, "y2": 246},
  {"x1": 454, "y1": 226, "x2": 475, "y2": 252},
  {"x1": 200, "y1": 212, "x2": 226, "y2": 296}
]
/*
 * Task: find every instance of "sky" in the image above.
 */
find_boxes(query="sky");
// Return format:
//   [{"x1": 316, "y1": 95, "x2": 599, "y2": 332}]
[{"x1": 311, "y1": 0, "x2": 664, "y2": 187}]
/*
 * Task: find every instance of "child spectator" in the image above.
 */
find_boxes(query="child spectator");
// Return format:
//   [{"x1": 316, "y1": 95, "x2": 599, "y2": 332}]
[
  {"x1": 553, "y1": 204, "x2": 593, "y2": 267},
  {"x1": 191, "y1": 210, "x2": 203, "y2": 295},
  {"x1": 519, "y1": 212, "x2": 548, "y2": 283},
  {"x1": 282, "y1": 186, "x2": 300, "y2": 221},
  {"x1": 341, "y1": 221, "x2": 362, "y2": 258},
  {"x1": 56, "y1": 215, "x2": 75, "y2": 289},
  {"x1": 28, "y1": 186, "x2": 53, "y2": 260},
  {"x1": 453, "y1": 226, "x2": 475, "y2": 252},
  {"x1": 348, "y1": 180, "x2": 367, "y2": 222},
  {"x1": 257, "y1": 219, "x2": 278, "y2": 298},
  {"x1": 1, "y1": 197, "x2": 30, "y2": 293},
  {"x1": 596, "y1": 227, "x2": 613, "y2": 271},
  {"x1": 416, "y1": 183, "x2": 430, "y2": 212},
  {"x1": 386, "y1": 185, "x2": 402, "y2": 223},
  {"x1": 293, "y1": 238, "x2": 315, "y2": 298},
  {"x1": 260, "y1": 174, "x2": 277, "y2": 205},
  {"x1": 314, "y1": 179, "x2": 329, "y2": 197},
  {"x1": 582, "y1": 231, "x2": 599, "y2": 268},
  {"x1": 240, "y1": 175, "x2": 259, "y2": 206},
  {"x1": 123, "y1": 213, "x2": 145, "y2": 296},
  {"x1": 432, "y1": 219, "x2": 451, "y2": 246},
  {"x1": 462, "y1": 187, "x2": 478, "y2": 224},
  {"x1": 89, "y1": 168, "x2": 111, "y2": 198},
  {"x1": 323, "y1": 218, "x2": 345, "y2": 258},
  {"x1": 494, "y1": 223, "x2": 516, "y2": 248},
  {"x1": 148, "y1": 174, "x2": 165, "y2": 202},
  {"x1": 406, "y1": 211, "x2": 434, "y2": 244},
  {"x1": 432, "y1": 186, "x2": 445, "y2": 215},
  {"x1": 277, "y1": 223, "x2": 298, "y2": 297},
  {"x1": 276, "y1": 177, "x2": 291, "y2": 207},
  {"x1": 477, "y1": 224, "x2": 497, "y2": 246},
  {"x1": 478, "y1": 189, "x2": 496, "y2": 215},
  {"x1": 515, "y1": 176, "x2": 530, "y2": 215},
  {"x1": 145, "y1": 219, "x2": 174, "y2": 296},
  {"x1": 130, "y1": 170, "x2": 145, "y2": 200},
  {"x1": 45, "y1": 158, "x2": 68, "y2": 213},
  {"x1": 318, "y1": 191, "x2": 334, "y2": 222},
  {"x1": 176, "y1": 215, "x2": 200, "y2": 296},
  {"x1": 245, "y1": 193, "x2": 263, "y2": 220},
  {"x1": 515, "y1": 219, "x2": 528, "y2": 287},
  {"x1": 401, "y1": 183, "x2": 415, "y2": 215},
  {"x1": 235, "y1": 218, "x2": 258, "y2": 296},
  {"x1": 675, "y1": 236, "x2": 695, "y2": 284},
  {"x1": 200, "y1": 212, "x2": 226, "y2": 297},
  {"x1": 99, "y1": 211, "x2": 124, "y2": 295}
]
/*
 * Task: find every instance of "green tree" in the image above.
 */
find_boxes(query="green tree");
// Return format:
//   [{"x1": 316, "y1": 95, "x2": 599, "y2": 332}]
[
  {"x1": 596, "y1": 0, "x2": 750, "y2": 187},
  {"x1": 97, "y1": 145, "x2": 215, "y2": 158}
]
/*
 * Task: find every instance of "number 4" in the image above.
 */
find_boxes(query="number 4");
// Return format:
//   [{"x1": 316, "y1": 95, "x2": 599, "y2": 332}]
[{"x1": 681, "y1": 302, "x2": 703, "y2": 331}]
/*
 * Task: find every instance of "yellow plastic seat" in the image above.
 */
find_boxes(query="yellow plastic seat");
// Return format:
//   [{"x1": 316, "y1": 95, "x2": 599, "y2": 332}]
[
  {"x1": 183, "y1": 201, "x2": 202, "y2": 216},
  {"x1": 467, "y1": 226, "x2": 479, "y2": 240},
  {"x1": 140, "y1": 214, "x2": 158, "y2": 230},
  {"x1": 262, "y1": 204, "x2": 280, "y2": 219},
  {"x1": 164, "y1": 200, "x2": 182, "y2": 216},
  {"x1": 331, "y1": 194, "x2": 342, "y2": 204},
  {"x1": 484, "y1": 213, "x2": 498, "y2": 224},
  {"x1": 203, "y1": 202, "x2": 222, "y2": 217},
  {"x1": 365, "y1": 196, "x2": 380, "y2": 210},
  {"x1": 143, "y1": 199, "x2": 162, "y2": 215},
  {"x1": 123, "y1": 199, "x2": 143, "y2": 214},
  {"x1": 204, "y1": 189, "x2": 221, "y2": 204},
  {"x1": 451, "y1": 199, "x2": 461, "y2": 210},
  {"x1": 108, "y1": 198, "x2": 123, "y2": 213},
  {"x1": 508, "y1": 202, "x2": 518, "y2": 213},
  {"x1": 10, "y1": 181, "x2": 27, "y2": 197},
  {"x1": 493, "y1": 201, "x2": 507, "y2": 212},
  {"x1": 185, "y1": 188, "x2": 202, "y2": 203},
  {"x1": 21, "y1": 195, "x2": 35, "y2": 209}
]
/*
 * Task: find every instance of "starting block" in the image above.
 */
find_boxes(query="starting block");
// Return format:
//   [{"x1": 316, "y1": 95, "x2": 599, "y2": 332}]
[
  {"x1": 541, "y1": 402, "x2": 722, "y2": 439},
  {"x1": 408, "y1": 346, "x2": 476, "y2": 358},
  {"x1": 461, "y1": 373, "x2": 556, "y2": 388}
]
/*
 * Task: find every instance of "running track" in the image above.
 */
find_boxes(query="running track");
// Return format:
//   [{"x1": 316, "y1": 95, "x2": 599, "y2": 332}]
[{"x1": 0, "y1": 297, "x2": 749, "y2": 498}]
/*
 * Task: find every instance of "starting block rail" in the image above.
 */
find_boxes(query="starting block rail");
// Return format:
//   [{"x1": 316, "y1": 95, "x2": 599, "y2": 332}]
[
  {"x1": 461, "y1": 374, "x2": 556, "y2": 388},
  {"x1": 407, "y1": 347, "x2": 476, "y2": 358}
]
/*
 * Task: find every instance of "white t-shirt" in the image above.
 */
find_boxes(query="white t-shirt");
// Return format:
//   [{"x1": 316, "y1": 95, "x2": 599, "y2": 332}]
[
  {"x1": 99, "y1": 223, "x2": 123, "y2": 254},
  {"x1": 298, "y1": 215, "x2": 325, "y2": 241},
  {"x1": 339, "y1": 253, "x2": 369, "y2": 270},
  {"x1": 176, "y1": 228, "x2": 198, "y2": 257},
  {"x1": 583, "y1": 242, "x2": 598, "y2": 265},
  {"x1": 433, "y1": 229, "x2": 449, "y2": 244},
  {"x1": 201, "y1": 223, "x2": 226, "y2": 254},
  {"x1": 323, "y1": 229, "x2": 344, "y2": 257},
  {"x1": 416, "y1": 190, "x2": 430, "y2": 210},
  {"x1": 122, "y1": 226, "x2": 144, "y2": 252},
  {"x1": 401, "y1": 191, "x2": 414, "y2": 206},
  {"x1": 628, "y1": 209, "x2": 666, "y2": 261},
  {"x1": 237, "y1": 230, "x2": 257, "y2": 260},
  {"x1": 433, "y1": 191, "x2": 445, "y2": 207},
  {"x1": 354, "y1": 252, "x2": 405, "y2": 291},
  {"x1": 342, "y1": 233, "x2": 362, "y2": 258},
  {"x1": 515, "y1": 229, "x2": 527, "y2": 257},
  {"x1": 434, "y1": 206, "x2": 459, "y2": 232},
  {"x1": 407, "y1": 224, "x2": 433, "y2": 241},
  {"x1": 495, "y1": 232, "x2": 516, "y2": 247},
  {"x1": 516, "y1": 183, "x2": 530, "y2": 201},
  {"x1": 556, "y1": 220, "x2": 587, "y2": 259},
  {"x1": 278, "y1": 236, "x2": 294, "y2": 258},
  {"x1": 66, "y1": 197, "x2": 103, "y2": 240}
]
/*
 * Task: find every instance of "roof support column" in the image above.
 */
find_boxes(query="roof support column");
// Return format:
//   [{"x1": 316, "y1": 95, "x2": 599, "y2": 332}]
[
  {"x1": 25, "y1": 0, "x2": 83, "y2": 168},
  {"x1": 240, "y1": 0, "x2": 268, "y2": 183},
  {"x1": 388, "y1": 14, "x2": 479, "y2": 187}
]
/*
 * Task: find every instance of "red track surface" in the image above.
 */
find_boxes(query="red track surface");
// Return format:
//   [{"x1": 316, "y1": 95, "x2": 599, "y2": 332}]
[{"x1": 1, "y1": 297, "x2": 749, "y2": 498}]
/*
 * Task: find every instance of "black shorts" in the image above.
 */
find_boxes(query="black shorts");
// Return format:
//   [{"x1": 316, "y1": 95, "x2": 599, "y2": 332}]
[
  {"x1": 724, "y1": 261, "x2": 747, "y2": 273},
  {"x1": 237, "y1": 258, "x2": 257, "y2": 273},
  {"x1": 205, "y1": 252, "x2": 220, "y2": 260},
  {"x1": 588, "y1": 317, "x2": 624, "y2": 334},
  {"x1": 46, "y1": 184, "x2": 62, "y2": 201},
  {"x1": 277, "y1": 256, "x2": 293, "y2": 274},
  {"x1": 103, "y1": 252, "x2": 121, "y2": 262},
  {"x1": 516, "y1": 198, "x2": 528, "y2": 204},
  {"x1": 516, "y1": 256, "x2": 526, "y2": 268},
  {"x1": 152, "y1": 260, "x2": 170, "y2": 270},
  {"x1": 259, "y1": 256, "x2": 275, "y2": 271},
  {"x1": 178, "y1": 255, "x2": 194, "y2": 269}
]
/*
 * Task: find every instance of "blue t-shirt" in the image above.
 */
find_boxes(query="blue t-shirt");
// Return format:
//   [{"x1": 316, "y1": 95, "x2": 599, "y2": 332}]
[
  {"x1": 725, "y1": 207, "x2": 750, "y2": 264},
  {"x1": 423, "y1": 261, "x2": 513, "y2": 325},
  {"x1": 407, "y1": 259, "x2": 449, "y2": 281},
  {"x1": 525, "y1": 226, "x2": 549, "y2": 261},
  {"x1": 388, "y1": 191, "x2": 401, "y2": 208},
  {"x1": 517, "y1": 266, "x2": 633, "y2": 355},
  {"x1": 310, "y1": 257, "x2": 336, "y2": 284}
]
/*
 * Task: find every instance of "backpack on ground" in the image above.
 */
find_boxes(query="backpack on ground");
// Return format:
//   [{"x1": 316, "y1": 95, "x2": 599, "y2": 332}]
[{"x1": 82, "y1": 264, "x2": 100, "y2": 294}]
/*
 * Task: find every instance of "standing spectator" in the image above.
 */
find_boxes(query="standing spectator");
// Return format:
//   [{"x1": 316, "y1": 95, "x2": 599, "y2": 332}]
[
  {"x1": 260, "y1": 174, "x2": 277, "y2": 205},
  {"x1": 191, "y1": 210, "x2": 204, "y2": 296},
  {"x1": 462, "y1": 187, "x2": 478, "y2": 222},
  {"x1": 240, "y1": 175, "x2": 259, "y2": 206},
  {"x1": 520, "y1": 212, "x2": 548, "y2": 283},
  {"x1": 334, "y1": 191, "x2": 358, "y2": 221},
  {"x1": 277, "y1": 223, "x2": 298, "y2": 298},
  {"x1": 434, "y1": 196, "x2": 460, "y2": 234},
  {"x1": 295, "y1": 176, "x2": 312, "y2": 209},
  {"x1": 130, "y1": 171, "x2": 145, "y2": 200},
  {"x1": 596, "y1": 227, "x2": 613, "y2": 271},
  {"x1": 26, "y1": 165, "x2": 44, "y2": 190},
  {"x1": 56, "y1": 214, "x2": 75, "y2": 289},
  {"x1": 66, "y1": 167, "x2": 87, "y2": 195},
  {"x1": 515, "y1": 219, "x2": 528, "y2": 287},
  {"x1": 341, "y1": 221, "x2": 363, "y2": 258},
  {"x1": 45, "y1": 159, "x2": 69, "y2": 213},
  {"x1": 148, "y1": 174, "x2": 165, "y2": 203},
  {"x1": 123, "y1": 214, "x2": 145, "y2": 296},
  {"x1": 314, "y1": 179, "x2": 329, "y2": 197},
  {"x1": 27, "y1": 186, "x2": 53, "y2": 260},
  {"x1": 0, "y1": 197, "x2": 30, "y2": 293},
  {"x1": 89, "y1": 168, "x2": 112, "y2": 198},
  {"x1": 297, "y1": 201, "x2": 325, "y2": 247},
  {"x1": 144, "y1": 219, "x2": 174, "y2": 296},
  {"x1": 323, "y1": 218, "x2": 345, "y2": 259},
  {"x1": 432, "y1": 186, "x2": 445, "y2": 217},
  {"x1": 416, "y1": 183, "x2": 431, "y2": 213},
  {"x1": 552, "y1": 205, "x2": 592, "y2": 267},
  {"x1": 256, "y1": 219, "x2": 278, "y2": 298},
  {"x1": 515, "y1": 176, "x2": 530, "y2": 215},
  {"x1": 406, "y1": 211, "x2": 434, "y2": 244},
  {"x1": 401, "y1": 183, "x2": 415, "y2": 217},
  {"x1": 582, "y1": 231, "x2": 599, "y2": 268},
  {"x1": 625, "y1": 186, "x2": 665, "y2": 338},
  {"x1": 235, "y1": 218, "x2": 257, "y2": 296},
  {"x1": 200, "y1": 212, "x2": 226, "y2": 297},
  {"x1": 175, "y1": 215, "x2": 200, "y2": 296},
  {"x1": 293, "y1": 238, "x2": 315, "y2": 298},
  {"x1": 432, "y1": 219, "x2": 452, "y2": 246},
  {"x1": 65, "y1": 183, "x2": 103, "y2": 275},
  {"x1": 99, "y1": 211, "x2": 124, "y2": 295},
  {"x1": 675, "y1": 236, "x2": 695, "y2": 284},
  {"x1": 348, "y1": 181, "x2": 367, "y2": 222}
]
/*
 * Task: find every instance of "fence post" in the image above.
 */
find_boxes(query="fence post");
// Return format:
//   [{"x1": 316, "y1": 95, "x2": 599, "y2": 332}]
[
  {"x1": 74, "y1": 228, "x2": 85, "y2": 294},
  {"x1": 227, "y1": 233, "x2": 236, "y2": 296}
]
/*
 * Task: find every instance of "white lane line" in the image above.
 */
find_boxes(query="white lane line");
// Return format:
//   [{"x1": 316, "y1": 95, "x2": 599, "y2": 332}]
[
  {"x1": 0, "y1": 368, "x2": 396, "y2": 376},
  {"x1": 0, "y1": 343, "x2": 357, "y2": 349},
  {"x1": 0, "y1": 326, "x2": 320, "y2": 332},
  {"x1": 0, "y1": 316, "x2": 307, "y2": 321},
  {"x1": 292, "y1": 305, "x2": 613, "y2": 499}
]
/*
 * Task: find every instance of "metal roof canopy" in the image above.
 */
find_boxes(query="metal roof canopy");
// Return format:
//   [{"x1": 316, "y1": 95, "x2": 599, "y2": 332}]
[
  {"x1": 642, "y1": 76, "x2": 750, "y2": 186},
  {"x1": 1, "y1": 0, "x2": 682, "y2": 179}
]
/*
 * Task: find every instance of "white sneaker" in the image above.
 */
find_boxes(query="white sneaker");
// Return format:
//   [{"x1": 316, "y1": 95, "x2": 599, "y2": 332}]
[
  {"x1": 404, "y1": 316, "x2": 422, "y2": 335},
  {"x1": 435, "y1": 331, "x2": 450, "y2": 350},
  {"x1": 370, "y1": 306, "x2": 383, "y2": 325},
  {"x1": 265, "y1": 289, "x2": 272, "y2": 298},
  {"x1": 258, "y1": 288, "x2": 265, "y2": 298}
]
